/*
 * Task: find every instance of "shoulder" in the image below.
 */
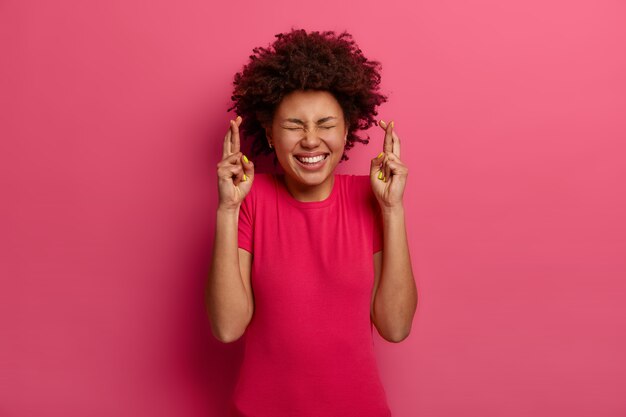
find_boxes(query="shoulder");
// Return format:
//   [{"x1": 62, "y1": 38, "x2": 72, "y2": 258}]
[
  {"x1": 337, "y1": 174, "x2": 371, "y2": 190},
  {"x1": 251, "y1": 172, "x2": 274, "y2": 185},
  {"x1": 248, "y1": 173, "x2": 276, "y2": 197},
  {"x1": 240, "y1": 173, "x2": 274, "y2": 210},
  {"x1": 336, "y1": 174, "x2": 377, "y2": 209},
  {"x1": 338, "y1": 174, "x2": 373, "y2": 198}
]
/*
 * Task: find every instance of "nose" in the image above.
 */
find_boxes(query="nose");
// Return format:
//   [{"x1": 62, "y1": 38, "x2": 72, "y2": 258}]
[{"x1": 300, "y1": 127, "x2": 323, "y2": 148}]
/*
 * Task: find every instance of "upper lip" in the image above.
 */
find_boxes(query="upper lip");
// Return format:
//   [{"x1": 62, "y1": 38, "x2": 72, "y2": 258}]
[{"x1": 293, "y1": 152, "x2": 329, "y2": 157}]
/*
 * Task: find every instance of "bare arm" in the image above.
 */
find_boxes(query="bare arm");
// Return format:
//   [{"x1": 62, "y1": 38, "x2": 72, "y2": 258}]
[
  {"x1": 369, "y1": 119, "x2": 417, "y2": 343},
  {"x1": 371, "y1": 206, "x2": 417, "y2": 343},
  {"x1": 205, "y1": 115, "x2": 255, "y2": 343},
  {"x1": 206, "y1": 206, "x2": 253, "y2": 343}
]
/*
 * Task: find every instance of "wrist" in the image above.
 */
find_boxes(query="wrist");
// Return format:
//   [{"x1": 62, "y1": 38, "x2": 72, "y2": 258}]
[
  {"x1": 217, "y1": 204, "x2": 240, "y2": 215},
  {"x1": 381, "y1": 204, "x2": 405, "y2": 217}
]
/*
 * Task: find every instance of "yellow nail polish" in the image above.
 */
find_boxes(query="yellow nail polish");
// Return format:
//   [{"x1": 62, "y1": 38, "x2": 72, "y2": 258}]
[
  {"x1": 242, "y1": 174, "x2": 247, "y2": 181},
  {"x1": 377, "y1": 152, "x2": 384, "y2": 159},
  {"x1": 243, "y1": 155, "x2": 249, "y2": 163},
  {"x1": 378, "y1": 171, "x2": 383, "y2": 180}
]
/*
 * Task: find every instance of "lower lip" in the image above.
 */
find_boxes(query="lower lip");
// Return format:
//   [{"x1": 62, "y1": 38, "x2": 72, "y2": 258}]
[{"x1": 294, "y1": 155, "x2": 329, "y2": 170}]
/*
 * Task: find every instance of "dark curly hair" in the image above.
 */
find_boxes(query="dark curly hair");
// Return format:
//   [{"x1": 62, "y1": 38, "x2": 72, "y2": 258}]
[{"x1": 227, "y1": 28, "x2": 388, "y2": 164}]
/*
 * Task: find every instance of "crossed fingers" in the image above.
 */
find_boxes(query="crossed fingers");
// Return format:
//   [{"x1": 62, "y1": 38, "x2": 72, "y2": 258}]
[
  {"x1": 378, "y1": 119, "x2": 400, "y2": 158},
  {"x1": 222, "y1": 115, "x2": 242, "y2": 159},
  {"x1": 377, "y1": 119, "x2": 401, "y2": 182}
]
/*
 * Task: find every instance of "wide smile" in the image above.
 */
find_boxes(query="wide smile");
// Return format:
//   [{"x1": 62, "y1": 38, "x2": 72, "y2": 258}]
[{"x1": 293, "y1": 153, "x2": 329, "y2": 171}]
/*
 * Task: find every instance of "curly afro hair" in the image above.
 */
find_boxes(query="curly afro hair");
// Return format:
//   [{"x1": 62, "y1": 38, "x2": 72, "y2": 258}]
[{"x1": 227, "y1": 28, "x2": 388, "y2": 164}]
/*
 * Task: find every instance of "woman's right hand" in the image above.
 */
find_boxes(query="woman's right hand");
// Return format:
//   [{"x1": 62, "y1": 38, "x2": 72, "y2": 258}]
[{"x1": 217, "y1": 115, "x2": 254, "y2": 210}]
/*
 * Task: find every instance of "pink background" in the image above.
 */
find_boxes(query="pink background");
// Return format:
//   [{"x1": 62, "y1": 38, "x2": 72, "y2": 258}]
[{"x1": 1, "y1": 0, "x2": 625, "y2": 416}]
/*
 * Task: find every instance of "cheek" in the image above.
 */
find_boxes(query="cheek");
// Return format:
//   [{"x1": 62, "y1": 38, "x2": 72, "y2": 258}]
[
  {"x1": 334, "y1": 138, "x2": 346, "y2": 152},
  {"x1": 328, "y1": 132, "x2": 346, "y2": 147}
]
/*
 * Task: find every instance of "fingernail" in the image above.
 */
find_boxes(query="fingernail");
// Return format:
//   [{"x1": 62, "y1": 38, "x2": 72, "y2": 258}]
[
  {"x1": 242, "y1": 174, "x2": 247, "y2": 181},
  {"x1": 390, "y1": 121, "x2": 394, "y2": 128},
  {"x1": 377, "y1": 152, "x2": 384, "y2": 159},
  {"x1": 378, "y1": 171, "x2": 383, "y2": 180},
  {"x1": 243, "y1": 155, "x2": 249, "y2": 163}
]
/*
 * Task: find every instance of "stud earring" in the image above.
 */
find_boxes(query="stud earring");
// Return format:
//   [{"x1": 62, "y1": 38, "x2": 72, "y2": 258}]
[{"x1": 268, "y1": 142, "x2": 273, "y2": 149}]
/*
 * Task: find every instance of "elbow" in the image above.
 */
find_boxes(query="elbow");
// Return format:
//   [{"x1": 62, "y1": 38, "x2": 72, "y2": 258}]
[
  {"x1": 372, "y1": 300, "x2": 417, "y2": 344},
  {"x1": 372, "y1": 316, "x2": 413, "y2": 343},
  {"x1": 205, "y1": 292, "x2": 252, "y2": 344},
  {"x1": 378, "y1": 323, "x2": 411, "y2": 343},
  {"x1": 207, "y1": 309, "x2": 252, "y2": 344},
  {"x1": 210, "y1": 320, "x2": 246, "y2": 343},
  {"x1": 215, "y1": 329, "x2": 245, "y2": 344},
  {"x1": 386, "y1": 329, "x2": 411, "y2": 343}
]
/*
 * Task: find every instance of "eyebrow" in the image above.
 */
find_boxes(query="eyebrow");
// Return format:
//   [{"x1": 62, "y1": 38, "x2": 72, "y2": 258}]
[{"x1": 283, "y1": 116, "x2": 337, "y2": 125}]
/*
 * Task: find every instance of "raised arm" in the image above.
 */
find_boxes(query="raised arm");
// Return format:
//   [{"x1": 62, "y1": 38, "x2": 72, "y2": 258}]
[
  {"x1": 369, "y1": 119, "x2": 417, "y2": 342},
  {"x1": 206, "y1": 116, "x2": 255, "y2": 343}
]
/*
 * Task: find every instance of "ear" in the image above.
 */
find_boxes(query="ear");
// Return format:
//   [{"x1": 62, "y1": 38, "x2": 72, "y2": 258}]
[{"x1": 263, "y1": 123, "x2": 273, "y2": 140}]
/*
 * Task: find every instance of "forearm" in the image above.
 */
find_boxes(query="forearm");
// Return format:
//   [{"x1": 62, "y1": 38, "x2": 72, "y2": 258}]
[
  {"x1": 206, "y1": 206, "x2": 250, "y2": 341},
  {"x1": 374, "y1": 205, "x2": 417, "y2": 342}
]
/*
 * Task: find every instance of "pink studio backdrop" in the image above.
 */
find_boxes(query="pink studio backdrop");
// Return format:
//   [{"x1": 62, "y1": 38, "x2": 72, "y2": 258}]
[{"x1": 1, "y1": 0, "x2": 625, "y2": 416}]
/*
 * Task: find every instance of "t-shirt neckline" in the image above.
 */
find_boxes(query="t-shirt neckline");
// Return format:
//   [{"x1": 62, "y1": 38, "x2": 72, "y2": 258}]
[{"x1": 274, "y1": 173, "x2": 339, "y2": 209}]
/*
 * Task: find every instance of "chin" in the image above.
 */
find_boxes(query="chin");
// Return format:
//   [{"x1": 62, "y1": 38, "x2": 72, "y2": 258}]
[{"x1": 292, "y1": 170, "x2": 327, "y2": 183}]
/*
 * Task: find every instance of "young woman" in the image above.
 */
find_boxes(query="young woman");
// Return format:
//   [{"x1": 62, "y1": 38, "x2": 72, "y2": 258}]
[{"x1": 207, "y1": 28, "x2": 417, "y2": 417}]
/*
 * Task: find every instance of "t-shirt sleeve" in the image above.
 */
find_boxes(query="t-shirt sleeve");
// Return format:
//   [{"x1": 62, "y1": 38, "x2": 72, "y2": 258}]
[{"x1": 238, "y1": 191, "x2": 254, "y2": 254}]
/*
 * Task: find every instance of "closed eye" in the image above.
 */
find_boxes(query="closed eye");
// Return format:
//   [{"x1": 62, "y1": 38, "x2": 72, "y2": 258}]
[{"x1": 283, "y1": 125, "x2": 335, "y2": 131}]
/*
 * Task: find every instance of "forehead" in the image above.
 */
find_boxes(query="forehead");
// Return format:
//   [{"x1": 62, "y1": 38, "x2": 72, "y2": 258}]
[{"x1": 275, "y1": 90, "x2": 343, "y2": 119}]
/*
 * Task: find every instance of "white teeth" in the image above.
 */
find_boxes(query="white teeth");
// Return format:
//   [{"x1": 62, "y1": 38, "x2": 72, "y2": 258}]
[{"x1": 297, "y1": 154, "x2": 326, "y2": 164}]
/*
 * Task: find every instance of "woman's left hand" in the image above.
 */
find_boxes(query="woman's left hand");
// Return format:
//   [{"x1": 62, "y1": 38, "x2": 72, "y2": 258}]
[{"x1": 369, "y1": 119, "x2": 408, "y2": 209}]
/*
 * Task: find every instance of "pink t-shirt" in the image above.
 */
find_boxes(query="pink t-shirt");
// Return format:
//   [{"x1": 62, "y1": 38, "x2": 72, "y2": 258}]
[{"x1": 230, "y1": 173, "x2": 391, "y2": 417}]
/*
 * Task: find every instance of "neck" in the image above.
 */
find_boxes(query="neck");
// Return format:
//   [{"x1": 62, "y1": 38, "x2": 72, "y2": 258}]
[{"x1": 283, "y1": 174, "x2": 335, "y2": 202}]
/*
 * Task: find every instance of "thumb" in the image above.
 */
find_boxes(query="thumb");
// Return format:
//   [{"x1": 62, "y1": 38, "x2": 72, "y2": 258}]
[
  {"x1": 370, "y1": 152, "x2": 384, "y2": 178},
  {"x1": 242, "y1": 154, "x2": 254, "y2": 182}
]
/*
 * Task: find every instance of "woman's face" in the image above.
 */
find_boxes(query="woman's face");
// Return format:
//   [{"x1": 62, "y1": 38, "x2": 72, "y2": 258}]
[{"x1": 265, "y1": 89, "x2": 348, "y2": 189}]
